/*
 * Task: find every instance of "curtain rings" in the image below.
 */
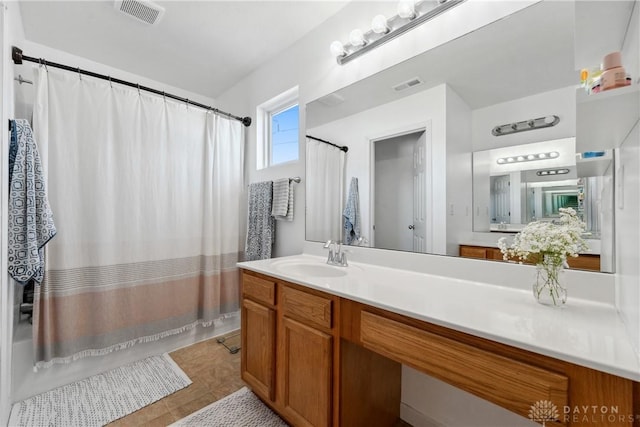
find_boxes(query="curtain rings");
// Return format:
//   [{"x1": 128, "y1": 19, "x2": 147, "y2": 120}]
[
  {"x1": 108, "y1": 76, "x2": 113, "y2": 88},
  {"x1": 77, "y1": 67, "x2": 82, "y2": 81},
  {"x1": 186, "y1": 99, "x2": 189, "y2": 109},
  {"x1": 162, "y1": 91, "x2": 166, "y2": 102},
  {"x1": 137, "y1": 83, "x2": 141, "y2": 95}
]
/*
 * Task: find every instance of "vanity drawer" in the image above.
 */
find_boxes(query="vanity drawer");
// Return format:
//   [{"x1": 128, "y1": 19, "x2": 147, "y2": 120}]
[
  {"x1": 242, "y1": 273, "x2": 276, "y2": 306},
  {"x1": 281, "y1": 285, "x2": 332, "y2": 330},
  {"x1": 360, "y1": 311, "x2": 568, "y2": 420}
]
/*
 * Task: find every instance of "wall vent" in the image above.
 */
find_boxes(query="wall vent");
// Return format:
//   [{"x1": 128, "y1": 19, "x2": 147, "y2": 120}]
[
  {"x1": 392, "y1": 77, "x2": 424, "y2": 92},
  {"x1": 114, "y1": 0, "x2": 165, "y2": 25}
]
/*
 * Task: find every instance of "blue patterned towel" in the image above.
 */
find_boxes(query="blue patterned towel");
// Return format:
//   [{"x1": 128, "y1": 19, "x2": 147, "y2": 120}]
[
  {"x1": 8, "y1": 119, "x2": 56, "y2": 284},
  {"x1": 343, "y1": 177, "x2": 361, "y2": 245},
  {"x1": 245, "y1": 181, "x2": 275, "y2": 261}
]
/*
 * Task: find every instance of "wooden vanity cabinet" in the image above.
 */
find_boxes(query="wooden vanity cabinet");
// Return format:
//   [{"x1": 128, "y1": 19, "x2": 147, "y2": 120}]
[
  {"x1": 459, "y1": 244, "x2": 601, "y2": 271},
  {"x1": 242, "y1": 269, "x2": 638, "y2": 427},
  {"x1": 241, "y1": 271, "x2": 344, "y2": 427},
  {"x1": 241, "y1": 274, "x2": 277, "y2": 401}
]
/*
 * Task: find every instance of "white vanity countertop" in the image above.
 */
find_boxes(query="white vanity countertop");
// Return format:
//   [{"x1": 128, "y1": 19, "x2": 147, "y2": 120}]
[{"x1": 238, "y1": 254, "x2": 639, "y2": 382}]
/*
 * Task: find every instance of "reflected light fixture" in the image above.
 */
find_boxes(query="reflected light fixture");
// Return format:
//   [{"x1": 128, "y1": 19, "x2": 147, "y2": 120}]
[
  {"x1": 492, "y1": 115, "x2": 560, "y2": 136},
  {"x1": 537, "y1": 169, "x2": 570, "y2": 176},
  {"x1": 330, "y1": 0, "x2": 465, "y2": 65},
  {"x1": 496, "y1": 151, "x2": 560, "y2": 165}
]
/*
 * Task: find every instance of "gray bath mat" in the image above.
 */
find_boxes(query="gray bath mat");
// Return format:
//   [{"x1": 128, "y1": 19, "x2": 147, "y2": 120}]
[
  {"x1": 9, "y1": 353, "x2": 191, "y2": 426},
  {"x1": 170, "y1": 386, "x2": 288, "y2": 426}
]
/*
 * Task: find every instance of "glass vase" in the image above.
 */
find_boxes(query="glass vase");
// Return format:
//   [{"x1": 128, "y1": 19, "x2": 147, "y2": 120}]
[{"x1": 533, "y1": 255, "x2": 567, "y2": 307}]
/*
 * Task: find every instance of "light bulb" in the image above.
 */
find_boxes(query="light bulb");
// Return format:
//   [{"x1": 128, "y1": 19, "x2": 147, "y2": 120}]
[
  {"x1": 397, "y1": 0, "x2": 416, "y2": 19},
  {"x1": 497, "y1": 158, "x2": 505, "y2": 164},
  {"x1": 507, "y1": 157, "x2": 515, "y2": 163},
  {"x1": 349, "y1": 29, "x2": 366, "y2": 47},
  {"x1": 371, "y1": 15, "x2": 389, "y2": 34},
  {"x1": 516, "y1": 156, "x2": 525, "y2": 162},
  {"x1": 527, "y1": 154, "x2": 536, "y2": 160},
  {"x1": 549, "y1": 151, "x2": 559, "y2": 158},
  {"x1": 330, "y1": 40, "x2": 345, "y2": 57},
  {"x1": 538, "y1": 153, "x2": 547, "y2": 159}
]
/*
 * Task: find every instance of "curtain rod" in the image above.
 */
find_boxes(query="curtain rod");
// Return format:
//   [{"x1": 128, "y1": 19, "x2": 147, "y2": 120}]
[
  {"x1": 11, "y1": 46, "x2": 252, "y2": 127},
  {"x1": 306, "y1": 134, "x2": 348, "y2": 152}
]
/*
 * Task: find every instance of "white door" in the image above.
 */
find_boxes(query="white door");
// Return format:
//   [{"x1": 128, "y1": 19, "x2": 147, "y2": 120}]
[
  {"x1": 491, "y1": 175, "x2": 510, "y2": 223},
  {"x1": 412, "y1": 131, "x2": 427, "y2": 253}
]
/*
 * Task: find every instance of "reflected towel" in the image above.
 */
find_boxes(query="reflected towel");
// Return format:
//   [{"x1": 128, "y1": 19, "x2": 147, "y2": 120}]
[
  {"x1": 8, "y1": 119, "x2": 57, "y2": 284},
  {"x1": 271, "y1": 178, "x2": 294, "y2": 221},
  {"x1": 343, "y1": 177, "x2": 361, "y2": 245},
  {"x1": 246, "y1": 181, "x2": 275, "y2": 260}
]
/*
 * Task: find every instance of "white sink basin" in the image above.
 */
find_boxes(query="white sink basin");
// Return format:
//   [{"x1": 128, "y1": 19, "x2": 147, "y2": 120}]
[{"x1": 273, "y1": 261, "x2": 348, "y2": 278}]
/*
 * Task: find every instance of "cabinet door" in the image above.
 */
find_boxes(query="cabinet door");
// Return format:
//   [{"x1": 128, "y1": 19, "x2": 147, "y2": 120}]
[
  {"x1": 459, "y1": 245, "x2": 487, "y2": 259},
  {"x1": 241, "y1": 298, "x2": 276, "y2": 401},
  {"x1": 279, "y1": 316, "x2": 332, "y2": 427}
]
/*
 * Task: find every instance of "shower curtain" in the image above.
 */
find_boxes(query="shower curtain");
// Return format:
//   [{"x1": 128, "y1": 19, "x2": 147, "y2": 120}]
[
  {"x1": 31, "y1": 67, "x2": 244, "y2": 368},
  {"x1": 305, "y1": 138, "x2": 345, "y2": 242}
]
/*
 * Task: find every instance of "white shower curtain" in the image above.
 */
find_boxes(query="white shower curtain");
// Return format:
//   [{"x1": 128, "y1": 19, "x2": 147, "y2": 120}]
[
  {"x1": 31, "y1": 67, "x2": 244, "y2": 368},
  {"x1": 305, "y1": 138, "x2": 345, "y2": 242}
]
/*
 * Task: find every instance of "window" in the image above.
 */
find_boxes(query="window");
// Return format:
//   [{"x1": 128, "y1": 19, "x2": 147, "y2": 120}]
[{"x1": 257, "y1": 87, "x2": 299, "y2": 169}]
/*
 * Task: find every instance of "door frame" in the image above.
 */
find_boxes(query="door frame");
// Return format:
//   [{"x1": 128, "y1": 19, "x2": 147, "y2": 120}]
[{"x1": 367, "y1": 121, "x2": 433, "y2": 251}]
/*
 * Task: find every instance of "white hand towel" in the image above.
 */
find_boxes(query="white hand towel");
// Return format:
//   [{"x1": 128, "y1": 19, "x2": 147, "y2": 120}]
[{"x1": 272, "y1": 178, "x2": 294, "y2": 221}]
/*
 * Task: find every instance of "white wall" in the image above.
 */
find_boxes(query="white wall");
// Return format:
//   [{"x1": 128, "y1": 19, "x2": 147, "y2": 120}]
[
  {"x1": 0, "y1": 2, "x2": 25, "y2": 423},
  {"x1": 616, "y1": 0, "x2": 640, "y2": 355},
  {"x1": 445, "y1": 86, "x2": 472, "y2": 256},
  {"x1": 615, "y1": 121, "x2": 640, "y2": 355}
]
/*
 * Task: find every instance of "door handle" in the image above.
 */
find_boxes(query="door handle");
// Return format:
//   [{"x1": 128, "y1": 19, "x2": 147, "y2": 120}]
[{"x1": 408, "y1": 225, "x2": 415, "y2": 230}]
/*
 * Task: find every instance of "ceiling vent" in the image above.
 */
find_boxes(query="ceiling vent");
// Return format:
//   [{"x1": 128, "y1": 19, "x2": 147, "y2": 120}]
[
  {"x1": 114, "y1": 0, "x2": 165, "y2": 25},
  {"x1": 393, "y1": 77, "x2": 424, "y2": 92},
  {"x1": 317, "y1": 93, "x2": 345, "y2": 107}
]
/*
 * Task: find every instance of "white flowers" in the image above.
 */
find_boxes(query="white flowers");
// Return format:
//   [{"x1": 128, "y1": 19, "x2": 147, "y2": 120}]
[{"x1": 498, "y1": 208, "x2": 589, "y2": 265}]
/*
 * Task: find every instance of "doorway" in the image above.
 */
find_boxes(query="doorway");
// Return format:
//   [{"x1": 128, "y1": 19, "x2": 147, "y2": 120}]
[{"x1": 372, "y1": 129, "x2": 427, "y2": 252}]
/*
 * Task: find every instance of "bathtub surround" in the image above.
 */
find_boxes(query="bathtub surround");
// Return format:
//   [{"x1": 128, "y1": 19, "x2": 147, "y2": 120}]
[
  {"x1": 30, "y1": 66, "x2": 245, "y2": 368},
  {"x1": 9, "y1": 353, "x2": 191, "y2": 427}
]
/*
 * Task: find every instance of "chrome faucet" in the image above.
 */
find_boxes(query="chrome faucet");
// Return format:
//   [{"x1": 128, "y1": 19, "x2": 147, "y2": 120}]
[{"x1": 324, "y1": 240, "x2": 348, "y2": 267}]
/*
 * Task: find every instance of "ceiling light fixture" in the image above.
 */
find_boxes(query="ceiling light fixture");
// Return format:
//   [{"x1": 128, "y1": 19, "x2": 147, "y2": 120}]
[
  {"x1": 496, "y1": 151, "x2": 560, "y2": 165},
  {"x1": 330, "y1": 0, "x2": 465, "y2": 65}
]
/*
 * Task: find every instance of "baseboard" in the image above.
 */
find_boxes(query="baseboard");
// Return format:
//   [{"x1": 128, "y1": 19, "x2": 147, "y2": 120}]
[{"x1": 401, "y1": 402, "x2": 447, "y2": 427}]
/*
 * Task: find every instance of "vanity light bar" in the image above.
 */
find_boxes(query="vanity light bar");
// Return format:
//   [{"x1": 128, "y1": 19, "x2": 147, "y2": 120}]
[
  {"x1": 536, "y1": 168, "x2": 570, "y2": 176},
  {"x1": 332, "y1": 0, "x2": 466, "y2": 65},
  {"x1": 492, "y1": 115, "x2": 560, "y2": 136},
  {"x1": 496, "y1": 151, "x2": 560, "y2": 165}
]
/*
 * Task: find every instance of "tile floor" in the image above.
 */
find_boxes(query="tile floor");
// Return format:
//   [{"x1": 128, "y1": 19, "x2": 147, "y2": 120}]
[
  {"x1": 107, "y1": 333, "x2": 246, "y2": 427},
  {"x1": 107, "y1": 332, "x2": 412, "y2": 426}
]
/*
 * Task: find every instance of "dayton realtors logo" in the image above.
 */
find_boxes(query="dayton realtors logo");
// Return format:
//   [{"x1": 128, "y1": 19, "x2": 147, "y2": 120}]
[
  {"x1": 529, "y1": 401, "x2": 638, "y2": 424},
  {"x1": 528, "y1": 400, "x2": 559, "y2": 426}
]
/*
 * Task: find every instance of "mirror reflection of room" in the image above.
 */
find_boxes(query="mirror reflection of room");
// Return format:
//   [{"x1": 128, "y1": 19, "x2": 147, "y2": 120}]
[{"x1": 306, "y1": 0, "x2": 635, "y2": 273}]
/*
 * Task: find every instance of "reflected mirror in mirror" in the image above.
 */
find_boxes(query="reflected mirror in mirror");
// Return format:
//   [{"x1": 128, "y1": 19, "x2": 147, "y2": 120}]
[{"x1": 306, "y1": 0, "x2": 635, "y2": 273}]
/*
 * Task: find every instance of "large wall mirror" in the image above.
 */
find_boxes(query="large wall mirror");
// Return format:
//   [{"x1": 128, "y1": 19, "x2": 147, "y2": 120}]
[{"x1": 306, "y1": 0, "x2": 638, "y2": 273}]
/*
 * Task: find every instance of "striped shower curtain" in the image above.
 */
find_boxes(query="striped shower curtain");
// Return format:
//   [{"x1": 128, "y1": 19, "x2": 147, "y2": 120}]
[{"x1": 31, "y1": 67, "x2": 244, "y2": 368}]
